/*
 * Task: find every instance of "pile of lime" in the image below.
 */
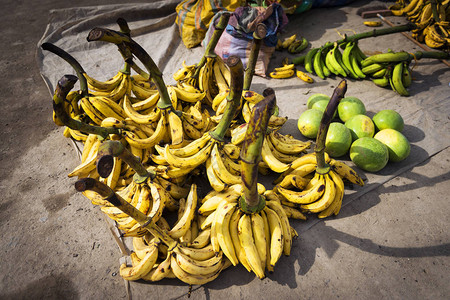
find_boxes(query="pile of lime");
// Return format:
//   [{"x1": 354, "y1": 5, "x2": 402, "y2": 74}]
[{"x1": 297, "y1": 93, "x2": 411, "y2": 173}]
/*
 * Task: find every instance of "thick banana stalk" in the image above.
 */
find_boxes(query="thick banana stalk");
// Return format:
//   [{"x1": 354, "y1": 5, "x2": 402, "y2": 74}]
[
  {"x1": 191, "y1": 12, "x2": 231, "y2": 80},
  {"x1": 96, "y1": 140, "x2": 154, "y2": 182},
  {"x1": 41, "y1": 42, "x2": 89, "y2": 97},
  {"x1": 239, "y1": 91, "x2": 276, "y2": 213},
  {"x1": 244, "y1": 23, "x2": 267, "y2": 90},
  {"x1": 315, "y1": 80, "x2": 347, "y2": 174},
  {"x1": 209, "y1": 56, "x2": 244, "y2": 142},
  {"x1": 87, "y1": 27, "x2": 173, "y2": 110},
  {"x1": 52, "y1": 75, "x2": 120, "y2": 139}
]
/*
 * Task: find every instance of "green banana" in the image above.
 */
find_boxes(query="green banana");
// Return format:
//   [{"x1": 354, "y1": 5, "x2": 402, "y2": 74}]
[
  {"x1": 313, "y1": 49, "x2": 325, "y2": 79},
  {"x1": 334, "y1": 45, "x2": 350, "y2": 77},
  {"x1": 342, "y1": 42, "x2": 359, "y2": 79},
  {"x1": 389, "y1": 62, "x2": 409, "y2": 96},
  {"x1": 325, "y1": 48, "x2": 338, "y2": 75},
  {"x1": 402, "y1": 62, "x2": 412, "y2": 88},
  {"x1": 372, "y1": 75, "x2": 390, "y2": 87},
  {"x1": 294, "y1": 37, "x2": 309, "y2": 53},
  {"x1": 329, "y1": 44, "x2": 347, "y2": 77},
  {"x1": 304, "y1": 48, "x2": 319, "y2": 74},
  {"x1": 352, "y1": 43, "x2": 367, "y2": 63},
  {"x1": 350, "y1": 48, "x2": 366, "y2": 79},
  {"x1": 371, "y1": 68, "x2": 387, "y2": 78},
  {"x1": 362, "y1": 63, "x2": 386, "y2": 75},
  {"x1": 361, "y1": 51, "x2": 411, "y2": 67},
  {"x1": 322, "y1": 61, "x2": 331, "y2": 77}
]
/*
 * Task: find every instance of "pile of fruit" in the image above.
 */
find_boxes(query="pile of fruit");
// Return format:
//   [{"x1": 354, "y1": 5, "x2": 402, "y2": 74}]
[
  {"x1": 390, "y1": 0, "x2": 450, "y2": 49},
  {"x1": 297, "y1": 93, "x2": 411, "y2": 172},
  {"x1": 271, "y1": 25, "x2": 450, "y2": 96},
  {"x1": 42, "y1": 16, "x2": 366, "y2": 285}
]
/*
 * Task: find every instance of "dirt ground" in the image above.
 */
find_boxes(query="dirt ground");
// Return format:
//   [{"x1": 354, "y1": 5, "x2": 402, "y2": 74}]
[{"x1": 1, "y1": 0, "x2": 449, "y2": 299}]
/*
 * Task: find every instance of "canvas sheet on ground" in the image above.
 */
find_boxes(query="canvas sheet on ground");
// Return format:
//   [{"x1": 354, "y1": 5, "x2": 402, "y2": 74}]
[{"x1": 37, "y1": 0, "x2": 450, "y2": 235}]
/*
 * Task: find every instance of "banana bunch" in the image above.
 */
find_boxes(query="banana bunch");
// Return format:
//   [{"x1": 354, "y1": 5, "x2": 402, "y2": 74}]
[
  {"x1": 390, "y1": 0, "x2": 450, "y2": 49},
  {"x1": 108, "y1": 183, "x2": 232, "y2": 284},
  {"x1": 360, "y1": 51, "x2": 413, "y2": 96},
  {"x1": 197, "y1": 184, "x2": 292, "y2": 278},
  {"x1": 274, "y1": 80, "x2": 365, "y2": 218},
  {"x1": 299, "y1": 39, "x2": 418, "y2": 96},
  {"x1": 231, "y1": 126, "x2": 311, "y2": 174},
  {"x1": 113, "y1": 181, "x2": 233, "y2": 284},
  {"x1": 241, "y1": 101, "x2": 288, "y2": 131},
  {"x1": 100, "y1": 180, "x2": 174, "y2": 236},
  {"x1": 303, "y1": 41, "x2": 368, "y2": 80},
  {"x1": 276, "y1": 34, "x2": 310, "y2": 54},
  {"x1": 172, "y1": 13, "x2": 232, "y2": 108}
]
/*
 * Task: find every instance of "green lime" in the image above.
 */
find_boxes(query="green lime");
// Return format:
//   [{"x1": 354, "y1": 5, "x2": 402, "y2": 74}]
[
  {"x1": 345, "y1": 114, "x2": 375, "y2": 141},
  {"x1": 350, "y1": 137, "x2": 389, "y2": 172},
  {"x1": 325, "y1": 122, "x2": 352, "y2": 157},
  {"x1": 297, "y1": 109, "x2": 323, "y2": 139},
  {"x1": 372, "y1": 109, "x2": 404, "y2": 132},
  {"x1": 374, "y1": 129, "x2": 410, "y2": 162},
  {"x1": 307, "y1": 93, "x2": 330, "y2": 109},
  {"x1": 338, "y1": 96, "x2": 366, "y2": 123},
  {"x1": 311, "y1": 99, "x2": 338, "y2": 119}
]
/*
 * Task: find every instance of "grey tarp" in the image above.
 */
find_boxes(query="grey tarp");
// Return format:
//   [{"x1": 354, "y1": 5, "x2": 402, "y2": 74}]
[{"x1": 37, "y1": 0, "x2": 450, "y2": 297}]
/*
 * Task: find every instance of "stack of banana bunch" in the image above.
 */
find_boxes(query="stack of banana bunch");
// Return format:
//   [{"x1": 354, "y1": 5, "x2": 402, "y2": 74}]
[
  {"x1": 273, "y1": 80, "x2": 365, "y2": 218},
  {"x1": 45, "y1": 17, "x2": 337, "y2": 285},
  {"x1": 390, "y1": 0, "x2": 450, "y2": 49},
  {"x1": 275, "y1": 34, "x2": 310, "y2": 54}
]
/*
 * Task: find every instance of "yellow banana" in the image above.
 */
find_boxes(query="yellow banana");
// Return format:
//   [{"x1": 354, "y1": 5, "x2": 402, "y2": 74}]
[
  {"x1": 214, "y1": 202, "x2": 239, "y2": 265},
  {"x1": 301, "y1": 173, "x2": 336, "y2": 213},
  {"x1": 251, "y1": 213, "x2": 267, "y2": 271},
  {"x1": 265, "y1": 200, "x2": 292, "y2": 256},
  {"x1": 168, "y1": 184, "x2": 198, "y2": 239},
  {"x1": 269, "y1": 69, "x2": 295, "y2": 79},
  {"x1": 296, "y1": 70, "x2": 314, "y2": 83},
  {"x1": 261, "y1": 139, "x2": 290, "y2": 173},
  {"x1": 363, "y1": 21, "x2": 382, "y2": 27},
  {"x1": 238, "y1": 214, "x2": 265, "y2": 279},
  {"x1": 263, "y1": 206, "x2": 283, "y2": 270},
  {"x1": 164, "y1": 140, "x2": 213, "y2": 169},
  {"x1": 276, "y1": 173, "x2": 326, "y2": 204},
  {"x1": 318, "y1": 170, "x2": 344, "y2": 218},
  {"x1": 281, "y1": 34, "x2": 297, "y2": 48},
  {"x1": 210, "y1": 143, "x2": 242, "y2": 185},
  {"x1": 84, "y1": 71, "x2": 123, "y2": 92}
]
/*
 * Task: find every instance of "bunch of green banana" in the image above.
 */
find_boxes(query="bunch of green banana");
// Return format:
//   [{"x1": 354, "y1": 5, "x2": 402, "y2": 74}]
[
  {"x1": 390, "y1": 0, "x2": 450, "y2": 49},
  {"x1": 274, "y1": 80, "x2": 365, "y2": 218},
  {"x1": 360, "y1": 51, "x2": 413, "y2": 96},
  {"x1": 302, "y1": 41, "x2": 368, "y2": 80},
  {"x1": 275, "y1": 34, "x2": 310, "y2": 54}
]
